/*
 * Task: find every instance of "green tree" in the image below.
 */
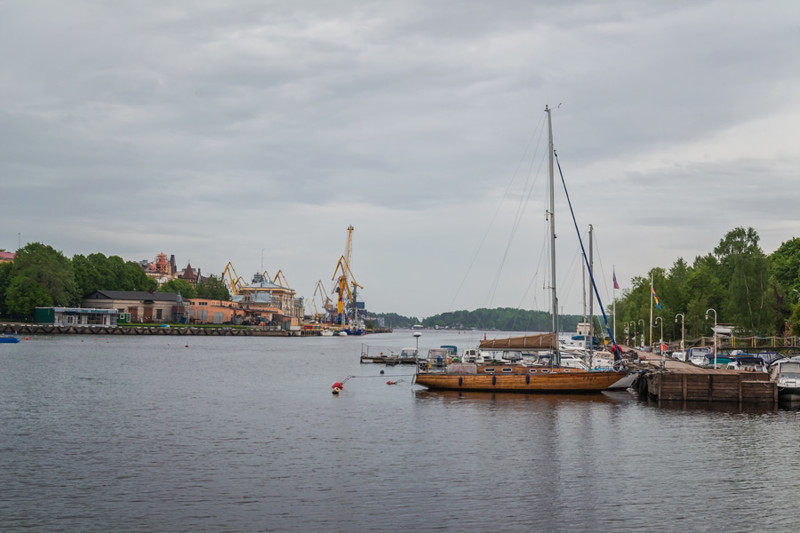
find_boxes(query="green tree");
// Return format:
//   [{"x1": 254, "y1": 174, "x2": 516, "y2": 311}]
[
  {"x1": 71, "y1": 254, "x2": 100, "y2": 297},
  {"x1": 72, "y1": 253, "x2": 156, "y2": 295},
  {"x1": 0, "y1": 261, "x2": 13, "y2": 316},
  {"x1": 158, "y1": 278, "x2": 197, "y2": 298},
  {"x1": 116, "y1": 258, "x2": 157, "y2": 291},
  {"x1": 770, "y1": 237, "x2": 800, "y2": 334},
  {"x1": 6, "y1": 277, "x2": 53, "y2": 318},
  {"x1": 6, "y1": 243, "x2": 78, "y2": 318},
  {"x1": 770, "y1": 237, "x2": 800, "y2": 294},
  {"x1": 713, "y1": 227, "x2": 774, "y2": 333},
  {"x1": 196, "y1": 274, "x2": 231, "y2": 300}
]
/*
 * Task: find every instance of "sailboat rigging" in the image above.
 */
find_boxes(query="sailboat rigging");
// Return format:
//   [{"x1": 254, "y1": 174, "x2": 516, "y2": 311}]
[{"x1": 414, "y1": 106, "x2": 628, "y2": 393}]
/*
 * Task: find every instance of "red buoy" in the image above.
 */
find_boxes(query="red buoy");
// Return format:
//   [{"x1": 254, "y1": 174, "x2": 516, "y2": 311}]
[
  {"x1": 332, "y1": 381, "x2": 343, "y2": 394},
  {"x1": 386, "y1": 380, "x2": 397, "y2": 385}
]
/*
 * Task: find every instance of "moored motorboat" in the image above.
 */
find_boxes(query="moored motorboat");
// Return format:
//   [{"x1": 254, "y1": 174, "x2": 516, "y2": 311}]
[
  {"x1": 770, "y1": 358, "x2": 800, "y2": 401},
  {"x1": 0, "y1": 334, "x2": 20, "y2": 343}
]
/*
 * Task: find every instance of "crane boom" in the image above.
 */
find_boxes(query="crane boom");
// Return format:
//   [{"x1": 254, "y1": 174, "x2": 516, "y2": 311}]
[{"x1": 222, "y1": 262, "x2": 245, "y2": 296}]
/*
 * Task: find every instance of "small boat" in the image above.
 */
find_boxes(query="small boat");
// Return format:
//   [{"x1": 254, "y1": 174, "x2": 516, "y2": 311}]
[
  {"x1": 0, "y1": 334, "x2": 20, "y2": 344},
  {"x1": 770, "y1": 358, "x2": 800, "y2": 401},
  {"x1": 415, "y1": 107, "x2": 628, "y2": 393},
  {"x1": 726, "y1": 356, "x2": 768, "y2": 372},
  {"x1": 344, "y1": 318, "x2": 366, "y2": 336},
  {"x1": 687, "y1": 347, "x2": 713, "y2": 366},
  {"x1": 360, "y1": 345, "x2": 418, "y2": 365}
]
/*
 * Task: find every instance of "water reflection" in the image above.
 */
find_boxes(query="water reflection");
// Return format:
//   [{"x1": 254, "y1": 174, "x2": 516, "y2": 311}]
[
  {"x1": 412, "y1": 388, "x2": 628, "y2": 406},
  {"x1": 640, "y1": 398, "x2": 779, "y2": 415}
]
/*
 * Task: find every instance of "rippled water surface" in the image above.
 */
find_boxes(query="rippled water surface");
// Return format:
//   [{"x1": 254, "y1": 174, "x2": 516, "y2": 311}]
[{"x1": 2, "y1": 331, "x2": 799, "y2": 532}]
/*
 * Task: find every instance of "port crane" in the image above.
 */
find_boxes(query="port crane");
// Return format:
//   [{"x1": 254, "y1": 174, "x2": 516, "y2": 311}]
[
  {"x1": 222, "y1": 262, "x2": 246, "y2": 296},
  {"x1": 311, "y1": 280, "x2": 334, "y2": 322},
  {"x1": 331, "y1": 225, "x2": 363, "y2": 325},
  {"x1": 272, "y1": 270, "x2": 291, "y2": 288}
]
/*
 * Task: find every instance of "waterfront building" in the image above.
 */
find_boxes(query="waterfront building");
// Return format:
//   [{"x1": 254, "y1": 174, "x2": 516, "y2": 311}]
[
  {"x1": 233, "y1": 273, "x2": 304, "y2": 329},
  {"x1": 83, "y1": 290, "x2": 185, "y2": 323},
  {"x1": 34, "y1": 306, "x2": 119, "y2": 326}
]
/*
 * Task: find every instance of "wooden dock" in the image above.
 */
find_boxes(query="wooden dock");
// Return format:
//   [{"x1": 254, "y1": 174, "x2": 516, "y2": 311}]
[{"x1": 629, "y1": 349, "x2": 777, "y2": 405}]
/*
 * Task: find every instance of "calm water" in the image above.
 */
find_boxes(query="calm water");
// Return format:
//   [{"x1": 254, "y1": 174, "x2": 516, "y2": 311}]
[{"x1": 2, "y1": 330, "x2": 799, "y2": 532}]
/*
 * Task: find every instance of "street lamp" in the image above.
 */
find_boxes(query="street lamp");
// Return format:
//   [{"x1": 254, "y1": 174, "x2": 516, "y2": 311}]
[
  {"x1": 655, "y1": 316, "x2": 664, "y2": 347},
  {"x1": 638, "y1": 319, "x2": 645, "y2": 348},
  {"x1": 675, "y1": 313, "x2": 685, "y2": 352},
  {"x1": 655, "y1": 316, "x2": 664, "y2": 367},
  {"x1": 705, "y1": 308, "x2": 717, "y2": 369}
]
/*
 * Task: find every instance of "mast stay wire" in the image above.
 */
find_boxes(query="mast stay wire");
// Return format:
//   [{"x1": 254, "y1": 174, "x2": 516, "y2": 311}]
[
  {"x1": 448, "y1": 113, "x2": 548, "y2": 312},
  {"x1": 487, "y1": 132, "x2": 548, "y2": 307}
]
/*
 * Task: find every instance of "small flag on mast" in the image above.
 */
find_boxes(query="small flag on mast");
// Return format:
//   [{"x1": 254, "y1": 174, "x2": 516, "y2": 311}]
[{"x1": 613, "y1": 271, "x2": 619, "y2": 290}]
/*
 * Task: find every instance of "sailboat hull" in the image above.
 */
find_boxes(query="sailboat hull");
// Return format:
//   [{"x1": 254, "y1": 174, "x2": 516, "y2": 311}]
[{"x1": 415, "y1": 368, "x2": 629, "y2": 393}]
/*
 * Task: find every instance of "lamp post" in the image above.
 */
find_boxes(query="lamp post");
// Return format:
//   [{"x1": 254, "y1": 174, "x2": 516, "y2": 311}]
[
  {"x1": 638, "y1": 319, "x2": 645, "y2": 348},
  {"x1": 655, "y1": 316, "x2": 664, "y2": 347},
  {"x1": 629, "y1": 321, "x2": 636, "y2": 347},
  {"x1": 655, "y1": 316, "x2": 664, "y2": 367},
  {"x1": 675, "y1": 313, "x2": 685, "y2": 352},
  {"x1": 705, "y1": 308, "x2": 717, "y2": 369}
]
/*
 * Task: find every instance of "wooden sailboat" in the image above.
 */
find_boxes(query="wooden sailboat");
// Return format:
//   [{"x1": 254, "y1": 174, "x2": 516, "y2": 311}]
[{"x1": 414, "y1": 106, "x2": 628, "y2": 393}]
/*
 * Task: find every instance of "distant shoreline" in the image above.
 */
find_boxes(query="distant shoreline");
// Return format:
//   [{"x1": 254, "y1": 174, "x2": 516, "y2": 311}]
[{"x1": 0, "y1": 323, "x2": 392, "y2": 337}]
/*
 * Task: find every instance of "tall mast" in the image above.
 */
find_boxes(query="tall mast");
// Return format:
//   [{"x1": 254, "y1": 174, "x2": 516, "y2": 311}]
[
  {"x1": 588, "y1": 224, "x2": 594, "y2": 350},
  {"x1": 546, "y1": 105, "x2": 559, "y2": 363},
  {"x1": 649, "y1": 272, "x2": 654, "y2": 349}
]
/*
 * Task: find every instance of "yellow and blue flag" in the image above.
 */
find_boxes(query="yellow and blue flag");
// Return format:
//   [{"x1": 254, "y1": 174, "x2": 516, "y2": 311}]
[{"x1": 652, "y1": 286, "x2": 662, "y2": 309}]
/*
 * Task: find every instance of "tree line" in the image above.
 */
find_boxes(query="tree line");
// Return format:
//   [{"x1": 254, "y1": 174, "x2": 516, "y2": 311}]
[
  {"x1": 0, "y1": 243, "x2": 230, "y2": 320},
  {"x1": 613, "y1": 227, "x2": 800, "y2": 343},
  {"x1": 420, "y1": 307, "x2": 582, "y2": 332}
]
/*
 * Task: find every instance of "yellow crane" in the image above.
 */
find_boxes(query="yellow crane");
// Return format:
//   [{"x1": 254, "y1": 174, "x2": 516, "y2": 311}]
[
  {"x1": 272, "y1": 270, "x2": 291, "y2": 288},
  {"x1": 331, "y1": 225, "x2": 363, "y2": 324},
  {"x1": 222, "y1": 262, "x2": 246, "y2": 296},
  {"x1": 311, "y1": 280, "x2": 333, "y2": 322}
]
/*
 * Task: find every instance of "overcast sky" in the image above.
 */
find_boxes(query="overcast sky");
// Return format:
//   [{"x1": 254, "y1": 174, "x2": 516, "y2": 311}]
[{"x1": 2, "y1": 1, "x2": 798, "y2": 319}]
